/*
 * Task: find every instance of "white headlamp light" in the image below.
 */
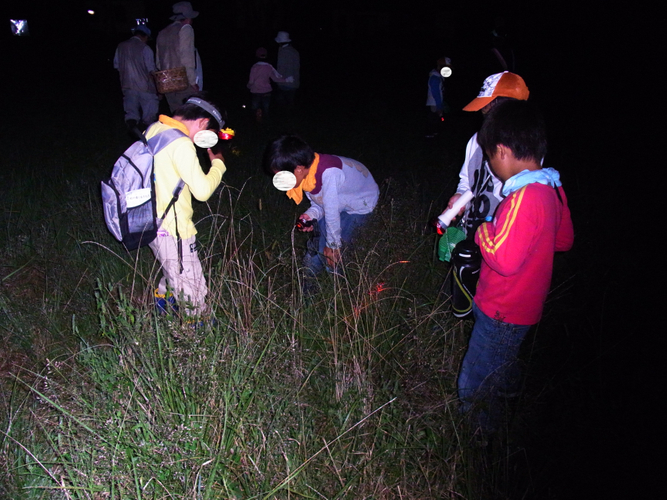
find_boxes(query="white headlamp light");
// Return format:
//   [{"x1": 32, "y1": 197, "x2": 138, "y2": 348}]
[{"x1": 440, "y1": 66, "x2": 453, "y2": 78}]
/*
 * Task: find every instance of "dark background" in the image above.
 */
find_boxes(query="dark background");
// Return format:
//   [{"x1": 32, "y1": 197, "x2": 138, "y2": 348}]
[{"x1": 3, "y1": 0, "x2": 659, "y2": 497}]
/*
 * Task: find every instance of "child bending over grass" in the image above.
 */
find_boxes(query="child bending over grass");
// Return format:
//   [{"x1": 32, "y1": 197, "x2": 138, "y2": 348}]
[
  {"x1": 265, "y1": 135, "x2": 379, "y2": 293},
  {"x1": 148, "y1": 97, "x2": 227, "y2": 317}
]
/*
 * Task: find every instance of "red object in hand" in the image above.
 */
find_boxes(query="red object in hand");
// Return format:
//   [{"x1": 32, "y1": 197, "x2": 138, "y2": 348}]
[
  {"x1": 430, "y1": 216, "x2": 444, "y2": 235},
  {"x1": 295, "y1": 218, "x2": 314, "y2": 231}
]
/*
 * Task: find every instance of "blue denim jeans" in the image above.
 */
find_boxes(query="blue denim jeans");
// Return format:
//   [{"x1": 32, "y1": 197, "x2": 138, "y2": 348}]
[
  {"x1": 457, "y1": 303, "x2": 531, "y2": 430},
  {"x1": 302, "y1": 212, "x2": 369, "y2": 277}
]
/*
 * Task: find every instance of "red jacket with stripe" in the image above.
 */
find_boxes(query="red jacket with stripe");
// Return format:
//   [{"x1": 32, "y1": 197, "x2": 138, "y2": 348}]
[{"x1": 474, "y1": 182, "x2": 574, "y2": 325}]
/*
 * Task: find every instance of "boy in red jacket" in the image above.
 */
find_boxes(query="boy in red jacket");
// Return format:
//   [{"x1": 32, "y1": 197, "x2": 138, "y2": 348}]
[{"x1": 457, "y1": 100, "x2": 574, "y2": 432}]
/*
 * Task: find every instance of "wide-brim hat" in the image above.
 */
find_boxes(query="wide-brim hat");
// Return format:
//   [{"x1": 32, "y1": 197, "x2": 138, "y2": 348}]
[
  {"x1": 170, "y1": 1, "x2": 199, "y2": 21},
  {"x1": 463, "y1": 71, "x2": 529, "y2": 112},
  {"x1": 275, "y1": 31, "x2": 291, "y2": 43}
]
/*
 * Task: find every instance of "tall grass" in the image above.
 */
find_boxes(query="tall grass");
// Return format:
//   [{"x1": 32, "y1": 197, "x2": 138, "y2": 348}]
[
  {"x1": 0, "y1": 98, "x2": 554, "y2": 499},
  {"x1": 0, "y1": 171, "x2": 477, "y2": 498}
]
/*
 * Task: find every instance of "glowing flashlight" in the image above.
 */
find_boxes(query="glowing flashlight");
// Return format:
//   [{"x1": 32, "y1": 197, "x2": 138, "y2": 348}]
[{"x1": 218, "y1": 128, "x2": 235, "y2": 141}]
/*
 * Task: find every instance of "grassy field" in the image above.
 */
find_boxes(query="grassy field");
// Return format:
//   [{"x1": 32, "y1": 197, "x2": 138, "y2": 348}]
[
  {"x1": 0, "y1": 81, "x2": 565, "y2": 499},
  {"x1": 2, "y1": 4, "x2": 656, "y2": 496},
  {"x1": 19, "y1": 23, "x2": 658, "y2": 492}
]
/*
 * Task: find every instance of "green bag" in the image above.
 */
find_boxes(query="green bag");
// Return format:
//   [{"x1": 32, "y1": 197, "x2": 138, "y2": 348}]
[{"x1": 438, "y1": 226, "x2": 466, "y2": 262}]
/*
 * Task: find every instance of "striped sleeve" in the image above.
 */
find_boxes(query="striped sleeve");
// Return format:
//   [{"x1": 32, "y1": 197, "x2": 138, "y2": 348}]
[{"x1": 475, "y1": 186, "x2": 532, "y2": 276}]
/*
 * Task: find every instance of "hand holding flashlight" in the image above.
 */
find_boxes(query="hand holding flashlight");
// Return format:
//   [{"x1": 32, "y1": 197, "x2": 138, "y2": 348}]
[
  {"x1": 296, "y1": 214, "x2": 315, "y2": 232},
  {"x1": 436, "y1": 190, "x2": 473, "y2": 232}
]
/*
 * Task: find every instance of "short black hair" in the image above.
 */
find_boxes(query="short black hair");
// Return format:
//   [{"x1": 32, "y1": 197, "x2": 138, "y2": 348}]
[
  {"x1": 172, "y1": 94, "x2": 226, "y2": 132},
  {"x1": 264, "y1": 135, "x2": 315, "y2": 174},
  {"x1": 477, "y1": 100, "x2": 547, "y2": 162},
  {"x1": 485, "y1": 95, "x2": 514, "y2": 112}
]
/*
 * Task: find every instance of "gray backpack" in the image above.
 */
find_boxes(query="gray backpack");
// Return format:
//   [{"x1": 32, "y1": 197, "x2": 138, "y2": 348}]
[{"x1": 101, "y1": 128, "x2": 186, "y2": 250}]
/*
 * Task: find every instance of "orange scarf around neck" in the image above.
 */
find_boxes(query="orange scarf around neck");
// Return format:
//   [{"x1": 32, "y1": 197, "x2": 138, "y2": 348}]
[
  {"x1": 159, "y1": 114, "x2": 190, "y2": 136},
  {"x1": 286, "y1": 153, "x2": 320, "y2": 205}
]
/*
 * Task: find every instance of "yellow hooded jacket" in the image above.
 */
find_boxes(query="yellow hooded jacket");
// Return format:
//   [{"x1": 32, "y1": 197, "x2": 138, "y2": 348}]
[{"x1": 145, "y1": 115, "x2": 226, "y2": 239}]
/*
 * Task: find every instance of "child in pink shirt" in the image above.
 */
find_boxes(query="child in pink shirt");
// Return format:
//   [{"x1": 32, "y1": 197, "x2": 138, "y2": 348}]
[{"x1": 247, "y1": 47, "x2": 292, "y2": 122}]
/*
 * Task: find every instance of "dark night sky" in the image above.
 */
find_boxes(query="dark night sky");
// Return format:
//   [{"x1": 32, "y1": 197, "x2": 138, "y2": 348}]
[
  {"x1": 5, "y1": 0, "x2": 652, "y2": 121},
  {"x1": 5, "y1": 0, "x2": 654, "y2": 193}
]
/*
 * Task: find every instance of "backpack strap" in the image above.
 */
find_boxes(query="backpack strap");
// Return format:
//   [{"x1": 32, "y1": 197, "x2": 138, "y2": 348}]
[
  {"x1": 161, "y1": 180, "x2": 185, "y2": 273},
  {"x1": 145, "y1": 127, "x2": 188, "y2": 272},
  {"x1": 141, "y1": 127, "x2": 188, "y2": 220},
  {"x1": 554, "y1": 184, "x2": 563, "y2": 204},
  {"x1": 146, "y1": 127, "x2": 188, "y2": 155},
  {"x1": 161, "y1": 180, "x2": 185, "y2": 272},
  {"x1": 161, "y1": 179, "x2": 187, "y2": 273},
  {"x1": 161, "y1": 179, "x2": 185, "y2": 220}
]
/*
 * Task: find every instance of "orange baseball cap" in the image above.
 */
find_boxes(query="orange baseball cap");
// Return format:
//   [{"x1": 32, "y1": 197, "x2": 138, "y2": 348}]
[{"x1": 463, "y1": 72, "x2": 529, "y2": 111}]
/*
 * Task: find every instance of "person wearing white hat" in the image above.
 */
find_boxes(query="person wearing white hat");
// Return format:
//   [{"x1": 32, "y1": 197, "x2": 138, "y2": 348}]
[
  {"x1": 444, "y1": 71, "x2": 530, "y2": 237},
  {"x1": 247, "y1": 47, "x2": 293, "y2": 123},
  {"x1": 274, "y1": 31, "x2": 300, "y2": 107},
  {"x1": 113, "y1": 24, "x2": 158, "y2": 132},
  {"x1": 156, "y1": 2, "x2": 201, "y2": 112}
]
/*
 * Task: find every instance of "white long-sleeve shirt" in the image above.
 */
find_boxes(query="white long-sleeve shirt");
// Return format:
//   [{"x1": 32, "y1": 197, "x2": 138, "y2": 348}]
[
  {"x1": 304, "y1": 155, "x2": 379, "y2": 249},
  {"x1": 456, "y1": 133, "x2": 504, "y2": 235}
]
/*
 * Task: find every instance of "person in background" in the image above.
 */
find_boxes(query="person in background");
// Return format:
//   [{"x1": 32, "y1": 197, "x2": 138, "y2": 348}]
[
  {"x1": 274, "y1": 31, "x2": 300, "y2": 108},
  {"x1": 157, "y1": 2, "x2": 201, "y2": 112},
  {"x1": 425, "y1": 56, "x2": 451, "y2": 138},
  {"x1": 247, "y1": 47, "x2": 293, "y2": 123},
  {"x1": 113, "y1": 24, "x2": 158, "y2": 133}
]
